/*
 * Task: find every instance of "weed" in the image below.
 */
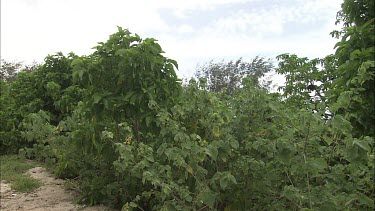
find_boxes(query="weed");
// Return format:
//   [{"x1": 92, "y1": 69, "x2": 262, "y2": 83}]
[{"x1": 0, "y1": 155, "x2": 41, "y2": 192}]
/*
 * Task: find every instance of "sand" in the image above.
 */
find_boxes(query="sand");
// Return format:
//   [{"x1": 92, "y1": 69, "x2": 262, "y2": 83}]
[{"x1": 0, "y1": 167, "x2": 112, "y2": 211}]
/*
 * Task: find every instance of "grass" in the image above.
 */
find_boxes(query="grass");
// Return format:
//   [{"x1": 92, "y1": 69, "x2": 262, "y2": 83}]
[{"x1": 0, "y1": 154, "x2": 42, "y2": 192}]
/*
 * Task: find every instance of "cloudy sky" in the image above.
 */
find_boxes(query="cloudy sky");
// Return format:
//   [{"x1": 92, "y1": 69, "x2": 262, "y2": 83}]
[{"x1": 1, "y1": 0, "x2": 342, "y2": 79}]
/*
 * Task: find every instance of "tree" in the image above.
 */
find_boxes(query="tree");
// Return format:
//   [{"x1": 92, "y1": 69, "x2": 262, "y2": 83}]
[
  {"x1": 71, "y1": 27, "x2": 181, "y2": 143},
  {"x1": 274, "y1": 3, "x2": 375, "y2": 208},
  {"x1": 1, "y1": 1, "x2": 373, "y2": 209},
  {"x1": 0, "y1": 60, "x2": 39, "y2": 82},
  {"x1": 329, "y1": 0, "x2": 375, "y2": 136},
  {"x1": 195, "y1": 56, "x2": 273, "y2": 94},
  {"x1": 276, "y1": 54, "x2": 337, "y2": 115},
  {"x1": 1, "y1": 60, "x2": 22, "y2": 82},
  {"x1": 276, "y1": 0, "x2": 374, "y2": 135}
]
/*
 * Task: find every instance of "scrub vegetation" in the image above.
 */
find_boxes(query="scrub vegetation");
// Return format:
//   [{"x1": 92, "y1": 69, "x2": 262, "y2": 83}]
[{"x1": 0, "y1": 0, "x2": 373, "y2": 210}]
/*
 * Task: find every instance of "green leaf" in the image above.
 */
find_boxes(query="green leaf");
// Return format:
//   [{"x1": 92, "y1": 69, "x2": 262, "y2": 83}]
[
  {"x1": 204, "y1": 144, "x2": 218, "y2": 161},
  {"x1": 307, "y1": 158, "x2": 327, "y2": 173},
  {"x1": 212, "y1": 126, "x2": 220, "y2": 137},
  {"x1": 229, "y1": 139, "x2": 239, "y2": 149},
  {"x1": 103, "y1": 99, "x2": 109, "y2": 109},
  {"x1": 130, "y1": 94, "x2": 138, "y2": 105},
  {"x1": 276, "y1": 139, "x2": 296, "y2": 164},
  {"x1": 358, "y1": 194, "x2": 374, "y2": 208},
  {"x1": 148, "y1": 100, "x2": 158, "y2": 110},
  {"x1": 349, "y1": 49, "x2": 361, "y2": 60},
  {"x1": 129, "y1": 202, "x2": 138, "y2": 208},
  {"x1": 169, "y1": 59, "x2": 179, "y2": 70},
  {"x1": 78, "y1": 69, "x2": 85, "y2": 80},
  {"x1": 282, "y1": 185, "x2": 300, "y2": 201},
  {"x1": 124, "y1": 91, "x2": 135, "y2": 101},
  {"x1": 268, "y1": 101, "x2": 279, "y2": 112},
  {"x1": 181, "y1": 142, "x2": 192, "y2": 150},
  {"x1": 71, "y1": 58, "x2": 83, "y2": 67},
  {"x1": 197, "y1": 188, "x2": 217, "y2": 208},
  {"x1": 157, "y1": 143, "x2": 167, "y2": 157},
  {"x1": 331, "y1": 115, "x2": 352, "y2": 136},
  {"x1": 115, "y1": 49, "x2": 127, "y2": 56},
  {"x1": 219, "y1": 172, "x2": 237, "y2": 190},
  {"x1": 145, "y1": 116, "x2": 152, "y2": 127},
  {"x1": 334, "y1": 91, "x2": 352, "y2": 111},
  {"x1": 220, "y1": 176, "x2": 229, "y2": 190},
  {"x1": 352, "y1": 138, "x2": 371, "y2": 152},
  {"x1": 25, "y1": 132, "x2": 34, "y2": 142},
  {"x1": 92, "y1": 93, "x2": 102, "y2": 104}
]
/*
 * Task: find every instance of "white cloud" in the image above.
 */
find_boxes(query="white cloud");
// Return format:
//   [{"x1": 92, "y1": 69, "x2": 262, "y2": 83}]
[
  {"x1": 1, "y1": 0, "x2": 169, "y2": 62},
  {"x1": 158, "y1": 0, "x2": 342, "y2": 77},
  {"x1": 200, "y1": 0, "x2": 342, "y2": 38},
  {"x1": 1, "y1": 0, "x2": 343, "y2": 80},
  {"x1": 176, "y1": 24, "x2": 194, "y2": 34},
  {"x1": 150, "y1": 0, "x2": 257, "y2": 18}
]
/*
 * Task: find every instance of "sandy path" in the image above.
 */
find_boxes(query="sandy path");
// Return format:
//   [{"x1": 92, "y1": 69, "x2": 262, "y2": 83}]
[{"x1": 0, "y1": 167, "x2": 111, "y2": 211}]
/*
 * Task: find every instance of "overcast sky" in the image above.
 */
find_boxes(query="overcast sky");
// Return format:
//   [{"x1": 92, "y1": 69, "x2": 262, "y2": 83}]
[{"x1": 1, "y1": 0, "x2": 342, "y2": 80}]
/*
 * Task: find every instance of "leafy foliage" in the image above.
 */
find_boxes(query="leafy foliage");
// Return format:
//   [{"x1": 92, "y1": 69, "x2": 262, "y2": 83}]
[
  {"x1": 0, "y1": 80, "x2": 23, "y2": 154},
  {"x1": 0, "y1": 60, "x2": 23, "y2": 82},
  {"x1": 0, "y1": 1, "x2": 373, "y2": 210},
  {"x1": 0, "y1": 53, "x2": 79, "y2": 154},
  {"x1": 277, "y1": 0, "x2": 374, "y2": 137},
  {"x1": 276, "y1": 54, "x2": 336, "y2": 112},
  {"x1": 0, "y1": 60, "x2": 39, "y2": 82},
  {"x1": 331, "y1": 0, "x2": 375, "y2": 137}
]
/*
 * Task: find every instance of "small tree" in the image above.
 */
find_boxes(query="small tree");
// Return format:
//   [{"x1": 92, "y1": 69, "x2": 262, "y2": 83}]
[
  {"x1": 0, "y1": 60, "x2": 22, "y2": 82},
  {"x1": 330, "y1": 0, "x2": 375, "y2": 136},
  {"x1": 0, "y1": 60, "x2": 39, "y2": 82},
  {"x1": 195, "y1": 56, "x2": 273, "y2": 94}
]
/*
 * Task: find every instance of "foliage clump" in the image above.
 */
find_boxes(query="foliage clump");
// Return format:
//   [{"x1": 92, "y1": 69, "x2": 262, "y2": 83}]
[{"x1": 0, "y1": 0, "x2": 373, "y2": 210}]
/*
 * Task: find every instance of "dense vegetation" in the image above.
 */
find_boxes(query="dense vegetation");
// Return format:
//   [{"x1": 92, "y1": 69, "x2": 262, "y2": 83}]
[{"x1": 0, "y1": 1, "x2": 373, "y2": 210}]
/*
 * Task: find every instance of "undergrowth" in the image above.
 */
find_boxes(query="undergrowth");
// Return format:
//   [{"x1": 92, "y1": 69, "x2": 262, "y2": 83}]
[{"x1": 0, "y1": 155, "x2": 41, "y2": 192}]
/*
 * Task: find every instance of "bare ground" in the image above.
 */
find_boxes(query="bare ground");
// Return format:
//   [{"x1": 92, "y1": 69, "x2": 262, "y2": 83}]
[{"x1": 0, "y1": 167, "x2": 111, "y2": 211}]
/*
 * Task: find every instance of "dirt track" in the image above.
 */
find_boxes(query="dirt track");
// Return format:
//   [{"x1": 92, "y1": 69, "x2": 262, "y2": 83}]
[{"x1": 0, "y1": 167, "x2": 109, "y2": 211}]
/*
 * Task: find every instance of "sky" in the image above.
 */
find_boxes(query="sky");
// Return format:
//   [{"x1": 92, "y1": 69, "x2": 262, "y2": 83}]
[{"x1": 1, "y1": 0, "x2": 343, "y2": 82}]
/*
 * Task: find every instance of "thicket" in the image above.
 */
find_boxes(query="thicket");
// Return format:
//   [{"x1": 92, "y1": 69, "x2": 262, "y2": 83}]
[{"x1": 0, "y1": 0, "x2": 373, "y2": 210}]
